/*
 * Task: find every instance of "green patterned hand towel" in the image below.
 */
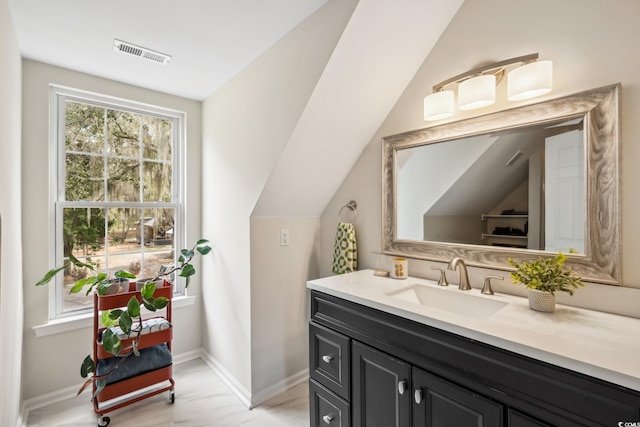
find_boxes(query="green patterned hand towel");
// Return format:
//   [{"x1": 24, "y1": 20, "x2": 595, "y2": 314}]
[{"x1": 332, "y1": 221, "x2": 357, "y2": 274}]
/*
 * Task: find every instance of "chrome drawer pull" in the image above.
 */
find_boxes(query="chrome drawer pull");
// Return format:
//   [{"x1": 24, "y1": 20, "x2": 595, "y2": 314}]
[
  {"x1": 322, "y1": 355, "x2": 334, "y2": 363},
  {"x1": 323, "y1": 414, "x2": 334, "y2": 424},
  {"x1": 414, "y1": 389, "x2": 423, "y2": 404},
  {"x1": 398, "y1": 380, "x2": 407, "y2": 395}
]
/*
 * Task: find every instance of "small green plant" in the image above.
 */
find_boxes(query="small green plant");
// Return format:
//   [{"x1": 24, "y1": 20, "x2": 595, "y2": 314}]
[
  {"x1": 507, "y1": 252, "x2": 584, "y2": 296},
  {"x1": 36, "y1": 239, "x2": 212, "y2": 398}
]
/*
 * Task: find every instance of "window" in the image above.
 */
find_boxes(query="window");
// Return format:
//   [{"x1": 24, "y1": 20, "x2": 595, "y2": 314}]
[{"x1": 51, "y1": 87, "x2": 185, "y2": 318}]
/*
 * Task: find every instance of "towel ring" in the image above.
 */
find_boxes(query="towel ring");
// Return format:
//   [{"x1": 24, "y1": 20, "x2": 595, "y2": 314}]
[{"x1": 338, "y1": 200, "x2": 357, "y2": 223}]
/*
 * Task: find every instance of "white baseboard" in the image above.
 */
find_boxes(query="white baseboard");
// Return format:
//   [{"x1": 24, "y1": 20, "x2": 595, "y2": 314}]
[
  {"x1": 20, "y1": 348, "x2": 309, "y2": 424},
  {"x1": 171, "y1": 348, "x2": 202, "y2": 365},
  {"x1": 250, "y1": 367, "x2": 309, "y2": 408},
  {"x1": 19, "y1": 348, "x2": 204, "y2": 426},
  {"x1": 193, "y1": 350, "x2": 309, "y2": 409},
  {"x1": 199, "y1": 350, "x2": 253, "y2": 408}
]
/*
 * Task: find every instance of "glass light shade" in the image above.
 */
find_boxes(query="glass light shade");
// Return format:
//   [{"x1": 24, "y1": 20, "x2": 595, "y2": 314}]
[
  {"x1": 458, "y1": 74, "x2": 496, "y2": 110},
  {"x1": 507, "y1": 60, "x2": 553, "y2": 101},
  {"x1": 424, "y1": 91, "x2": 454, "y2": 121}
]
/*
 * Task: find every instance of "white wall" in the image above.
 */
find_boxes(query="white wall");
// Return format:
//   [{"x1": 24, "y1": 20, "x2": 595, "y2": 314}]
[
  {"x1": 0, "y1": 0, "x2": 24, "y2": 424},
  {"x1": 320, "y1": 0, "x2": 640, "y2": 318},
  {"x1": 250, "y1": 217, "x2": 318, "y2": 399},
  {"x1": 397, "y1": 136, "x2": 494, "y2": 240},
  {"x1": 200, "y1": 0, "x2": 358, "y2": 396},
  {"x1": 20, "y1": 60, "x2": 203, "y2": 400}
]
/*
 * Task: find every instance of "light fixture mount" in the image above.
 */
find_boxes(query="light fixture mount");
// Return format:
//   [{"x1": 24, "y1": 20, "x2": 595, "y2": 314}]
[
  {"x1": 430, "y1": 53, "x2": 539, "y2": 93},
  {"x1": 423, "y1": 53, "x2": 553, "y2": 121}
]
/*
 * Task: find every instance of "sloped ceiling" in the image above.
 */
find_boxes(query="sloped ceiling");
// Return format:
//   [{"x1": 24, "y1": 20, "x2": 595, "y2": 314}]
[
  {"x1": 253, "y1": 0, "x2": 464, "y2": 217},
  {"x1": 6, "y1": 0, "x2": 328, "y2": 100}
]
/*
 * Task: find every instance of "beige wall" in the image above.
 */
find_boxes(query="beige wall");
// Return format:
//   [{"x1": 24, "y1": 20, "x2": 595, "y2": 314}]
[
  {"x1": 250, "y1": 217, "x2": 318, "y2": 398},
  {"x1": 0, "y1": 0, "x2": 24, "y2": 424},
  {"x1": 200, "y1": 0, "x2": 358, "y2": 396},
  {"x1": 20, "y1": 60, "x2": 203, "y2": 400},
  {"x1": 320, "y1": 0, "x2": 640, "y2": 318}
]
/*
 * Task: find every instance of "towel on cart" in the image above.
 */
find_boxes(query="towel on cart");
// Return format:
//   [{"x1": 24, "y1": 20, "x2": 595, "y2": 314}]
[{"x1": 96, "y1": 343, "x2": 172, "y2": 385}]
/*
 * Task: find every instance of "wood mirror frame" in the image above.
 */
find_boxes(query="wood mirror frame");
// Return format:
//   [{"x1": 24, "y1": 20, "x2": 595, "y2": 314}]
[{"x1": 382, "y1": 84, "x2": 621, "y2": 284}]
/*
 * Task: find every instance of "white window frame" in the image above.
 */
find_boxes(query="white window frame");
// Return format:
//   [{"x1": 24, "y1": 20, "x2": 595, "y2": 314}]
[{"x1": 49, "y1": 85, "x2": 186, "y2": 319}]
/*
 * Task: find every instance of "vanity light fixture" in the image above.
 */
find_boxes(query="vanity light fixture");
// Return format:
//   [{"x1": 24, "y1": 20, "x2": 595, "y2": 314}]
[{"x1": 423, "y1": 53, "x2": 552, "y2": 121}]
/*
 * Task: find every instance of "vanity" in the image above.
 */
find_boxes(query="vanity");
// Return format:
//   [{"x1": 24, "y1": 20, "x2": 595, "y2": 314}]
[{"x1": 307, "y1": 270, "x2": 640, "y2": 426}]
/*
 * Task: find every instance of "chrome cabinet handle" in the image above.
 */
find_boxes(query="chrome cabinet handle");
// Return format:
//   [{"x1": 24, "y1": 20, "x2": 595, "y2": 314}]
[
  {"x1": 322, "y1": 355, "x2": 334, "y2": 363},
  {"x1": 398, "y1": 380, "x2": 407, "y2": 395},
  {"x1": 323, "y1": 414, "x2": 334, "y2": 424},
  {"x1": 414, "y1": 389, "x2": 423, "y2": 404}
]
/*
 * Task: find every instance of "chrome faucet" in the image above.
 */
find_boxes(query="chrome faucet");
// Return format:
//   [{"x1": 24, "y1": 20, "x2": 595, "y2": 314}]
[{"x1": 448, "y1": 257, "x2": 471, "y2": 290}]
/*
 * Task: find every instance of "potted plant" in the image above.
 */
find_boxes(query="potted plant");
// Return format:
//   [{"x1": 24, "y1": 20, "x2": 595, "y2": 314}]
[
  {"x1": 507, "y1": 252, "x2": 584, "y2": 312},
  {"x1": 36, "y1": 239, "x2": 212, "y2": 398}
]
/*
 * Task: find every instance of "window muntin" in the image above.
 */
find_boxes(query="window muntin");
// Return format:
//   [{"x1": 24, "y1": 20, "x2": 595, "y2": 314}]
[{"x1": 52, "y1": 88, "x2": 184, "y2": 317}]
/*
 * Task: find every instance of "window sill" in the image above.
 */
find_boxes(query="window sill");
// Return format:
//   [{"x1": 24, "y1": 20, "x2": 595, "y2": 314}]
[{"x1": 33, "y1": 294, "x2": 197, "y2": 338}]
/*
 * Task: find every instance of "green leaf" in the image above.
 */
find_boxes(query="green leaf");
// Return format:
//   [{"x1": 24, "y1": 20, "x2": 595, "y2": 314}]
[
  {"x1": 100, "y1": 310, "x2": 118, "y2": 328},
  {"x1": 143, "y1": 301, "x2": 156, "y2": 311},
  {"x1": 185, "y1": 275, "x2": 191, "y2": 289},
  {"x1": 153, "y1": 297, "x2": 169, "y2": 310},
  {"x1": 127, "y1": 296, "x2": 140, "y2": 318},
  {"x1": 108, "y1": 309, "x2": 123, "y2": 320},
  {"x1": 119, "y1": 311, "x2": 133, "y2": 335},
  {"x1": 141, "y1": 281, "x2": 156, "y2": 300},
  {"x1": 96, "y1": 280, "x2": 113, "y2": 296},
  {"x1": 80, "y1": 355, "x2": 95, "y2": 378},
  {"x1": 178, "y1": 255, "x2": 185, "y2": 263},
  {"x1": 35, "y1": 264, "x2": 68, "y2": 286},
  {"x1": 196, "y1": 239, "x2": 209, "y2": 245},
  {"x1": 111, "y1": 338, "x2": 122, "y2": 355},
  {"x1": 116, "y1": 270, "x2": 136, "y2": 279},
  {"x1": 179, "y1": 264, "x2": 196, "y2": 278},
  {"x1": 102, "y1": 329, "x2": 115, "y2": 353},
  {"x1": 70, "y1": 276, "x2": 95, "y2": 294},
  {"x1": 102, "y1": 329, "x2": 122, "y2": 355},
  {"x1": 69, "y1": 253, "x2": 94, "y2": 271},
  {"x1": 181, "y1": 249, "x2": 195, "y2": 258},
  {"x1": 196, "y1": 245, "x2": 212, "y2": 256}
]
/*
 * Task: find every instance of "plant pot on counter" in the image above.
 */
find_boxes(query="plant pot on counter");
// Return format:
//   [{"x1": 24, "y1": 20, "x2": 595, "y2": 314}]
[{"x1": 528, "y1": 289, "x2": 555, "y2": 312}]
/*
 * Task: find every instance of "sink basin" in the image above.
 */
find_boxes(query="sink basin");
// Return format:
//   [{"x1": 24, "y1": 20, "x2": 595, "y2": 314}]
[{"x1": 385, "y1": 284, "x2": 507, "y2": 319}]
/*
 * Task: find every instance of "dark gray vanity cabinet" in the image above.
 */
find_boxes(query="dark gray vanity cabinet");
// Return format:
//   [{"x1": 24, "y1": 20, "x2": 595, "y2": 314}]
[{"x1": 309, "y1": 290, "x2": 640, "y2": 427}]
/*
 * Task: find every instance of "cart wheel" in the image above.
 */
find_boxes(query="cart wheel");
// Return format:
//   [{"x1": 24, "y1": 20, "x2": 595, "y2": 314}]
[
  {"x1": 97, "y1": 415, "x2": 110, "y2": 427},
  {"x1": 170, "y1": 389, "x2": 175, "y2": 404}
]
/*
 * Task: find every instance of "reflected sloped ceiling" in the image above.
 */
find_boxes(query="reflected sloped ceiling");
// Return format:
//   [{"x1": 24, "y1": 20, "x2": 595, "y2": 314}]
[{"x1": 425, "y1": 121, "x2": 584, "y2": 217}]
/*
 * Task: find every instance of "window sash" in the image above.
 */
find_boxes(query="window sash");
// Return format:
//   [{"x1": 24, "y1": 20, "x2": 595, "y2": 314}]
[{"x1": 50, "y1": 86, "x2": 185, "y2": 319}]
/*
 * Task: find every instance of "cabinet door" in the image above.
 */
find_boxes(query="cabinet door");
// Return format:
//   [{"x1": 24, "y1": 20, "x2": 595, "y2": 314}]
[
  {"x1": 413, "y1": 368, "x2": 502, "y2": 427},
  {"x1": 352, "y1": 341, "x2": 411, "y2": 427}
]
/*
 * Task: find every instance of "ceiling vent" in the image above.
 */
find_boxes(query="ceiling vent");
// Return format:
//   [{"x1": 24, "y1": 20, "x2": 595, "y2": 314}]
[{"x1": 113, "y1": 39, "x2": 171, "y2": 65}]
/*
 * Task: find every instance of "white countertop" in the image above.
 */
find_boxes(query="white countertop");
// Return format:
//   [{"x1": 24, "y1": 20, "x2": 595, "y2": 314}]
[{"x1": 307, "y1": 269, "x2": 640, "y2": 392}]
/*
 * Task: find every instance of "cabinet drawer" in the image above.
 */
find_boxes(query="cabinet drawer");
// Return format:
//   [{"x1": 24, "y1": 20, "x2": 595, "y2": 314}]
[
  {"x1": 310, "y1": 379, "x2": 350, "y2": 427},
  {"x1": 310, "y1": 322, "x2": 350, "y2": 400}
]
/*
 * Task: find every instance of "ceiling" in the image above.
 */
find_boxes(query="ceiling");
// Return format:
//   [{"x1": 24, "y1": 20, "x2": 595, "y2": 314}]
[{"x1": 7, "y1": 0, "x2": 328, "y2": 100}]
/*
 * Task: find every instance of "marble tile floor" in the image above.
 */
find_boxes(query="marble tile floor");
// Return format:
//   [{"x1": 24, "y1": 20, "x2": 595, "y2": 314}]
[{"x1": 26, "y1": 359, "x2": 309, "y2": 427}]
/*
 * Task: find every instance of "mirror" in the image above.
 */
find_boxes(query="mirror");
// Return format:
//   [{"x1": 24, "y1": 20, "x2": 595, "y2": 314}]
[{"x1": 383, "y1": 84, "x2": 620, "y2": 284}]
